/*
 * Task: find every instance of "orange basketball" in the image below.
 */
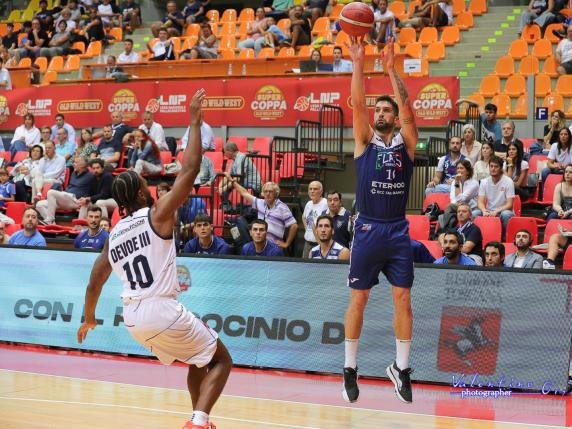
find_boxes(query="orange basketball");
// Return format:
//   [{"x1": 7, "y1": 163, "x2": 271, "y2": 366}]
[{"x1": 339, "y1": 2, "x2": 375, "y2": 37}]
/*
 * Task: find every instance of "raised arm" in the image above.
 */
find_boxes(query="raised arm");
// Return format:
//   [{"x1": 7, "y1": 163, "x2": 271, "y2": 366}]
[
  {"x1": 382, "y1": 38, "x2": 418, "y2": 160},
  {"x1": 348, "y1": 37, "x2": 373, "y2": 157},
  {"x1": 151, "y1": 89, "x2": 205, "y2": 235},
  {"x1": 77, "y1": 239, "x2": 112, "y2": 343},
  {"x1": 229, "y1": 176, "x2": 255, "y2": 203}
]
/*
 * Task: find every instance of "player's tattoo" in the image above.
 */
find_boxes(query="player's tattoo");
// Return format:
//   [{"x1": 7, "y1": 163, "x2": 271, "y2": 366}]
[
  {"x1": 402, "y1": 117, "x2": 414, "y2": 124},
  {"x1": 392, "y1": 71, "x2": 409, "y2": 104}
]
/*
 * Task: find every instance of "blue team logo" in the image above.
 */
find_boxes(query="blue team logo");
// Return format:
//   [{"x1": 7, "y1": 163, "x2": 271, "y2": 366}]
[{"x1": 375, "y1": 150, "x2": 403, "y2": 174}]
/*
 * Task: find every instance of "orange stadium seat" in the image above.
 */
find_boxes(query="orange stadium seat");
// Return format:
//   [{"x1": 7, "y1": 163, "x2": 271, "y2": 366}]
[
  {"x1": 312, "y1": 17, "x2": 330, "y2": 36},
  {"x1": 47, "y1": 55, "x2": 64, "y2": 72},
  {"x1": 398, "y1": 27, "x2": 417, "y2": 45},
  {"x1": 503, "y1": 74, "x2": 526, "y2": 97},
  {"x1": 542, "y1": 55, "x2": 558, "y2": 77},
  {"x1": 238, "y1": 21, "x2": 250, "y2": 37},
  {"x1": 238, "y1": 8, "x2": 254, "y2": 22},
  {"x1": 329, "y1": 3, "x2": 344, "y2": 19},
  {"x1": 41, "y1": 70, "x2": 57, "y2": 86},
  {"x1": 508, "y1": 39, "x2": 528, "y2": 60},
  {"x1": 404, "y1": 41, "x2": 422, "y2": 58},
  {"x1": 238, "y1": 48, "x2": 255, "y2": 59},
  {"x1": 522, "y1": 24, "x2": 541, "y2": 43},
  {"x1": 277, "y1": 47, "x2": 295, "y2": 57},
  {"x1": 506, "y1": 217, "x2": 538, "y2": 245},
  {"x1": 408, "y1": 0, "x2": 422, "y2": 14},
  {"x1": 186, "y1": 23, "x2": 200, "y2": 37},
  {"x1": 206, "y1": 9, "x2": 219, "y2": 22},
  {"x1": 493, "y1": 55, "x2": 514, "y2": 78},
  {"x1": 441, "y1": 26, "x2": 460, "y2": 45},
  {"x1": 452, "y1": 0, "x2": 465, "y2": 15},
  {"x1": 532, "y1": 38, "x2": 553, "y2": 59},
  {"x1": 491, "y1": 94, "x2": 511, "y2": 116},
  {"x1": 81, "y1": 40, "x2": 102, "y2": 58},
  {"x1": 535, "y1": 73, "x2": 552, "y2": 97},
  {"x1": 419, "y1": 27, "x2": 438, "y2": 46},
  {"x1": 34, "y1": 57, "x2": 48, "y2": 73},
  {"x1": 543, "y1": 93, "x2": 565, "y2": 113},
  {"x1": 71, "y1": 41, "x2": 85, "y2": 54},
  {"x1": 469, "y1": 0, "x2": 487, "y2": 15},
  {"x1": 219, "y1": 22, "x2": 237, "y2": 36},
  {"x1": 389, "y1": 1, "x2": 408, "y2": 20},
  {"x1": 567, "y1": 99, "x2": 572, "y2": 118},
  {"x1": 518, "y1": 55, "x2": 539, "y2": 76},
  {"x1": 219, "y1": 48, "x2": 235, "y2": 59},
  {"x1": 544, "y1": 23, "x2": 563, "y2": 44},
  {"x1": 17, "y1": 57, "x2": 31, "y2": 68},
  {"x1": 456, "y1": 11, "x2": 474, "y2": 30},
  {"x1": 555, "y1": 75, "x2": 572, "y2": 97},
  {"x1": 513, "y1": 95, "x2": 529, "y2": 118},
  {"x1": 277, "y1": 18, "x2": 291, "y2": 33},
  {"x1": 479, "y1": 74, "x2": 501, "y2": 97},
  {"x1": 220, "y1": 9, "x2": 237, "y2": 23},
  {"x1": 298, "y1": 45, "x2": 313, "y2": 58},
  {"x1": 406, "y1": 215, "x2": 430, "y2": 241},
  {"x1": 426, "y1": 40, "x2": 445, "y2": 61},
  {"x1": 109, "y1": 27, "x2": 123, "y2": 43},
  {"x1": 258, "y1": 47, "x2": 275, "y2": 58},
  {"x1": 180, "y1": 36, "x2": 197, "y2": 53},
  {"x1": 474, "y1": 216, "x2": 502, "y2": 244},
  {"x1": 218, "y1": 35, "x2": 236, "y2": 51},
  {"x1": 62, "y1": 55, "x2": 80, "y2": 72}
]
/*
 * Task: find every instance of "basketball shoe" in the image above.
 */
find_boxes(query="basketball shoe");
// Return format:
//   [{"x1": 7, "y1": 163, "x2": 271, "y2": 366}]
[
  {"x1": 181, "y1": 421, "x2": 216, "y2": 429},
  {"x1": 386, "y1": 361, "x2": 413, "y2": 403},
  {"x1": 342, "y1": 367, "x2": 359, "y2": 403}
]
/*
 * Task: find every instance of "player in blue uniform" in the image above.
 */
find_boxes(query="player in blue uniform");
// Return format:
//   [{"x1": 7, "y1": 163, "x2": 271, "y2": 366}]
[{"x1": 342, "y1": 37, "x2": 418, "y2": 404}]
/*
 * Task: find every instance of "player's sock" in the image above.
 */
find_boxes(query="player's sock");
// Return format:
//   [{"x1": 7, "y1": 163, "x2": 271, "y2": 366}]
[
  {"x1": 191, "y1": 411, "x2": 209, "y2": 426},
  {"x1": 395, "y1": 338, "x2": 411, "y2": 370},
  {"x1": 344, "y1": 338, "x2": 359, "y2": 368}
]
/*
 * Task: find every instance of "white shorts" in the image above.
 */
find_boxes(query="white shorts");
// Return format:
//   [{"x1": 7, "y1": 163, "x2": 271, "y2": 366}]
[{"x1": 123, "y1": 297, "x2": 218, "y2": 367}]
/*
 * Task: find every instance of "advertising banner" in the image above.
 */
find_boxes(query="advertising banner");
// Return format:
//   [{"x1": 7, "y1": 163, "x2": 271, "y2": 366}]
[
  {"x1": 0, "y1": 247, "x2": 569, "y2": 392},
  {"x1": 0, "y1": 76, "x2": 459, "y2": 130}
]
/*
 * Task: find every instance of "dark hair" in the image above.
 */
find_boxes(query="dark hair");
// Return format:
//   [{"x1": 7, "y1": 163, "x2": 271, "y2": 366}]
[
  {"x1": 484, "y1": 103, "x2": 497, "y2": 113},
  {"x1": 480, "y1": 141, "x2": 495, "y2": 161},
  {"x1": 443, "y1": 229, "x2": 464, "y2": 245},
  {"x1": 563, "y1": 163, "x2": 572, "y2": 182},
  {"x1": 194, "y1": 213, "x2": 211, "y2": 224},
  {"x1": 112, "y1": 170, "x2": 144, "y2": 216},
  {"x1": 484, "y1": 241, "x2": 505, "y2": 258},
  {"x1": 333, "y1": 45, "x2": 343, "y2": 53},
  {"x1": 489, "y1": 155, "x2": 504, "y2": 169},
  {"x1": 89, "y1": 158, "x2": 105, "y2": 169},
  {"x1": 250, "y1": 219, "x2": 268, "y2": 230},
  {"x1": 327, "y1": 190, "x2": 342, "y2": 200},
  {"x1": 55, "y1": 113, "x2": 64, "y2": 120},
  {"x1": 457, "y1": 159, "x2": 473, "y2": 179},
  {"x1": 375, "y1": 95, "x2": 399, "y2": 116},
  {"x1": 316, "y1": 214, "x2": 333, "y2": 228},
  {"x1": 0, "y1": 167, "x2": 8, "y2": 175},
  {"x1": 87, "y1": 205, "x2": 102, "y2": 215},
  {"x1": 156, "y1": 182, "x2": 171, "y2": 199},
  {"x1": 557, "y1": 127, "x2": 572, "y2": 154},
  {"x1": 506, "y1": 142, "x2": 524, "y2": 177},
  {"x1": 30, "y1": 144, "x2": 44, "y2": 158},
  {"x1": 134, "y1": 129, "x2": 161, "y2": 159},
  {"x1": 515, "y1": 229, "x2": 532, "y2": 244},
  {"x1": 23, "y1": 113, "x2": 34, "y2": 123},
  {"x1": 125, "y1": 38, "x2": 134, "y2": 44},
  {"x1": 23, "y1": 207, "x2": 40, "y2": 219}
]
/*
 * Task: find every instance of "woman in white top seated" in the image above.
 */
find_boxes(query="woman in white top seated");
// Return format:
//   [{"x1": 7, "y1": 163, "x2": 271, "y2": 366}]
[
  {"x1": 474, "y1": 141, "x2": 494, "y2": 182},
  {"x1": 460, "y1": 123, "x2": 482, "y2": 165},
  {"x1": 10, "y1": 144, "x2": 43, "y2": 202},
  {"x1": 504, "y1": 141, "x2": 529, "y2": 200},
  {"x1": 439, "y1": 159, "x2": 480, "y2": 228}
]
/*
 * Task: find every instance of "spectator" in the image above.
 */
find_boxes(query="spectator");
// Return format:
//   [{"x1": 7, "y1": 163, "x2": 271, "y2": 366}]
[
  {"x1": 231, "y1": 179, "x2": 298, "y2": 249},
  {"x1": 76, "y1": 128, "x2": 98, "y2": 159},
  {"x1": 137, "y1": 111, "x2": 167, "y2": 151},
  {"x1": 452, "y1": 202, "x2": 483, "y2": 264},
  {"x1": 504, "y1": 142, "x2": 530, "y2": 200},
  {"x1": 129, "y1": 129, "x2": 163, "y2": 176},
  {"x1": 30, "y1": 141, "x2": 66, "y2": 202},
  {"x1": 543, "y1": 110, "x2": 566, "y2": 150},
  {"x1": 303, "y1": 0, "x2": 330, "y2": 24},
  {"x1": 371, "y1": 0, "x2": 396, "y2": 47},
  {"x1": 117, "y1": 38, "x2": 141, "y2": 63},
  {"x1": 67, "y1": 0, "x2": 82, "y2": 22},
  {"x1": 307, "y1": 48, "x2": 332, "y2": 72},
  {"x1": 323, "y1": 189, "x2": 351, "y2": 248},
  {"x1": 183, "y1": 0, "x2": 205, "y2": 24},
  {"x1": 0, "y1": 220, "x2": 10, "y2": 244},
  {"x1": 96, "y1": 125, "x2": 123, "y2": 169},
  {"x1": 286, "y1": 5, "x2": 311, "y2": 50},
  {"x1": 310, "y1": 215, "x2": 350, "y2": 260},
  {"x1": 105, "y1": 55, "x2": 124, "y2": 78},
  {"x1": 152, "y1": 1, "x2": 185, "y2": 38},
  {"x1": 187, "y1": 139, "x2": 216, "y2": 190},
  {"x1": 484, "y1": 241, "x2": 505, "y2": 267},
  {"x1": 302, "y1": 180, "x2": 328, "y2": 258},
  {"x1": 474, "y1": 141, "x2": 494, "y2": 181},
  {"x1": 183, "y1": 213, "x2": 230, "y2": 255},
  {"x1": 398, "y1": 0, "x2": 429, "y2": 29},
  {"x1": 8, "y1": 207, "x2": 46, "y2": 247},
  {"x1": 262, "y1": 16, "x2": 288, "y2": 49},
  {"x1": 265, "y1": 0, "x2": 295, "y2": 20},
  {"x1": 55, "y1": 127, "x2": 76, "y2": 167},
  {"x1": 543, "y1": 223, "x2": 572, "y2": 269},
  {"x1": 120, "y1": 0, "x2": 141, "y2": 34},
  {"x1": 450, "y1": 159, "x2": 479, "y2": 212},
  {"x1": 100, "y1": 217, "x2": 111, "y2": 232},
  {"x1": 556, "y1": 25, "x2": 572, "y2": 75},
  {"x1": 1, "y1": 23, "x2": 18, "y2": 50},
  {"x1": 0, "y1": 46, "x2": 16, "y2": 68},
  {"x1": 39, "y1": 19, "x2": 71, "y2": 59},
  {"x1": 456, "y1": 101, "x2": 502, "y2": 145},
  {"x1": 36, "y1": 155, "x2": 95, "y2": 224},
  {"x1": 475, "y1": 155, "x2": 515, "y2": 239},
  {"x1": 219, "y1": 142, "x2": 261, "y2": 199},
  {"x1": 238, "y1": 8, "x2": 268, "y2": 55},
  {"x1": 10, "y1": 144, "x2": 44, "y2": 202},
  {"x1": 0, "y1": 167, "x2": 15, "y2": 207},
  {"x1": 542, "y1": 128, "x2": 572, "y2": 183},
  {"x1": 332, "y1": 46, "x2": 353, "y2": 72},
  {"x1": 241, "y1": 219, "x2": 284, "y2": 256},
  {"x1": 460, "y1": 123, "x2": 482, "y2": 165},
  {"x1": 0, "y1": 57, "x2": 11, "y2": 90},
  {"x1": 38, "y1": 126, "x2": 52, "y2": 149},
  {"x1": 108, "y1": 111, "x2": 132, "y2": 147},
  {"x1": 36, "y1": 0, "x2": 54, "y2": 32},
  {"x1": 10, "y1": 113, "x2": 41, "y2": 160},
  {"x1": 180, "y1": 120, "x2": 215, "y2": 151},
  {"x1": 14, "y1": 18, "x2": 48, "y2": 61},
  {"x1": 82, "y1": 158, "x2": 116, "y2": 218},
  {"x1": 74, "y1": 205, "x2": 109, "y2": 249},
  {"x1": 54, "y1": 8, "x2": 77, "y2": 33},
  {"x1": 148, "y1": 28, "x2": 175, "y2": 61},
  {"x1": 97, "y1": 0, "x2": 121, "y2": 28},
  {"x1": 51, "y1": 113, "x2": 76, "y2": 146},
  {"x1": 547, "y1": 164, "x2": 572, "y2": 221},
  {"x1": 505, "y1": 229, "x2": 543, "y2": 268},
  {"x1": 79, "y1": 8, "x2": 105, "y2": 45},
  {"x1": 494, "y1": 120, "x2": 524, "y2": 160},
  {"x1": 410, "y1": 239, "x2": 436, "y2": 263},
  {"x1": 519, "y1": 0, "x2": 550, "y2": 35},
  {"x1": 434, "y1": 230, "x2": 477, "y2": 265},
  {"x1": 425, "y1": 136, "x2": 466, "y2": 196},
  {"x1": 186, "y1": 21, "x2": 218, "y2": 59}
]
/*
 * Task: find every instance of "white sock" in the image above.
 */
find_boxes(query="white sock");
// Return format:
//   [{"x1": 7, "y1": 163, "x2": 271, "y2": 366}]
[
  {"x1": 191, "y1": 411, "x2": 209, "y2": 426},
  {"x1": 344, "y1": 338, "x2": 359, "y2": 368},
  {"x1": 396, "y1": 338, "x2": 411, "y2": 370}
]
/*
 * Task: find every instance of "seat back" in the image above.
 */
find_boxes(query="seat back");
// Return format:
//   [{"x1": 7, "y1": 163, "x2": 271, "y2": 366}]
[
  {"x1": 406, "y1": 214, "x2": 430, "y2": 241},
  {"x1": 473, "y1": 216, "x2": 502, "y2": 244},
  {"x1": 506, "y1": 216, "x2": 538, "y2": 245}
]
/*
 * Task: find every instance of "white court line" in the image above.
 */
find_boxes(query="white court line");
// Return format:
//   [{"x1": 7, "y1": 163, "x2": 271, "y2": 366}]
[
  {"x1": 0, "y1": 396, "x2": 321, "y2": 429},
  {"x1": 0, "y1": 369, "x2": 567, "y2": 429}
]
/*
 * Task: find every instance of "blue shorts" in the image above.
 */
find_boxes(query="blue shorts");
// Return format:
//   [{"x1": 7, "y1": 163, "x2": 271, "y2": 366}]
[{"x1": 348, "y1": 216, "x2": 414, "y2": 289}]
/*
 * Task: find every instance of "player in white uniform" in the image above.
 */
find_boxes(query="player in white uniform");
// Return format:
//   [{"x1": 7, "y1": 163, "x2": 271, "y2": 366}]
[
  {"x1": 77, "y1": 89, "x2": 231, "y2": 429},
  {"x1": 310, "y1": 215, "x2": 350, "y2": 260}
]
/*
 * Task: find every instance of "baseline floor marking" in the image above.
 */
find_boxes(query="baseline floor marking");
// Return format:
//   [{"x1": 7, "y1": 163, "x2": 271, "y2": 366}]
[{"x1": 0, "y1": 369, "x2": 567, "y2": 429}]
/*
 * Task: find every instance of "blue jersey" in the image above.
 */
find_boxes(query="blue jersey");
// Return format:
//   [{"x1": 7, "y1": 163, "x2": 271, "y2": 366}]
[
  {"x1": 355, "y1": 132, "x2": 413, "y2": 222},
  {"x1": 184, "y1": 236, "x2": 230, "y2": 255},
  {"x1": 74, "y1": 228, "x2": 109, "y2": 250},
  {"x1": 241, "y1": 240, "x2": 283, "y2": 257}
]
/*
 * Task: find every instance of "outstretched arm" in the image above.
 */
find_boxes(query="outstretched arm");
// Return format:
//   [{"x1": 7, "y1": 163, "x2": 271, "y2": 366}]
[
  {"x1": 77, "y1": 239, "x2": 112, "y2": 344},
  {"x1": 347, "y1": 37, "x2": 373, "y2": 157},
  {"x1": 152, "y1": 89, "x2": 205, "y2": 237},
  {"x1": 229, "y1": 175, "x2": 255, "y2": 204},
  {"x1": 381, "y1": 38, "x2": 418, "y2": 160}
]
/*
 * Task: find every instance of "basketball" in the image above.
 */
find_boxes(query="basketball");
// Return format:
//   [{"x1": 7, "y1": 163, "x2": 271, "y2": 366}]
[{"x1": 338, "y1": 2, "x2": 375, "y2": 37}]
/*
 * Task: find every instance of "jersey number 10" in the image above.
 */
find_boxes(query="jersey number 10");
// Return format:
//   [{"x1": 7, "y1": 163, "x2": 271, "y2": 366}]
[{"x1": 122, "y1": 255, "x2": 154, "y2": 289}]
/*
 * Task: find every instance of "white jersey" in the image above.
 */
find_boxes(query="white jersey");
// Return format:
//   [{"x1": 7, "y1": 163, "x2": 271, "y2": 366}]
[
  {"x1": 108, "y1": 207, "x2": 179, "y2": 299},
  {"x1": 310, "y1": 241, "x2": 346, "y2": 260}
]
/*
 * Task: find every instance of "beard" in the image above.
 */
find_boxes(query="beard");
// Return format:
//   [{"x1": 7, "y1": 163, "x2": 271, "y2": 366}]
[{"x1": 375, "y1": 120, "x2": 394, "y2": 133}]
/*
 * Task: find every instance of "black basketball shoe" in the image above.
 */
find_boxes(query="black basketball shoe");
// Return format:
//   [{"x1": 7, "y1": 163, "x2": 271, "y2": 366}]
[
  {"x1": 342, "y1": 367, "x2": 359, "y2": 403},
  {"x1": 386, "y1": 361, "x2": 413, "y2": 403}
]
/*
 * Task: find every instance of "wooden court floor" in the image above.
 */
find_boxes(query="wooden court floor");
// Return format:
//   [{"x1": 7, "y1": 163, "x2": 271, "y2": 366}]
[{"x1": 0, "y1": 369, "x2": 566, "y2": 429}]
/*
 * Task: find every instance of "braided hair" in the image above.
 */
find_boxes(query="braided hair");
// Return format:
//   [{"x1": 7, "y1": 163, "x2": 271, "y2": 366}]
[{"x1": 112, "y1": 170, "x2": 144, "y2": 217}]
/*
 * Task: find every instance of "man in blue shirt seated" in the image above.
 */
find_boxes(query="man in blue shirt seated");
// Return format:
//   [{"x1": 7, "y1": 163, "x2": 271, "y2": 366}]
[
  {"x1": 74, "y1": 205, "x2": 109, "y2": 250},
  {"x1": 241, "y1": 219, "x2": 283, "y2": 257},
  {"x1": 183, "y1": 214, "x2": 230, "y2": 255},
  {"x1": 8, "y1": 207, "x2": 46, "y2": 247},
  {"x1": 434, "y1": 230, "x2": 477, "y2": 266}
]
